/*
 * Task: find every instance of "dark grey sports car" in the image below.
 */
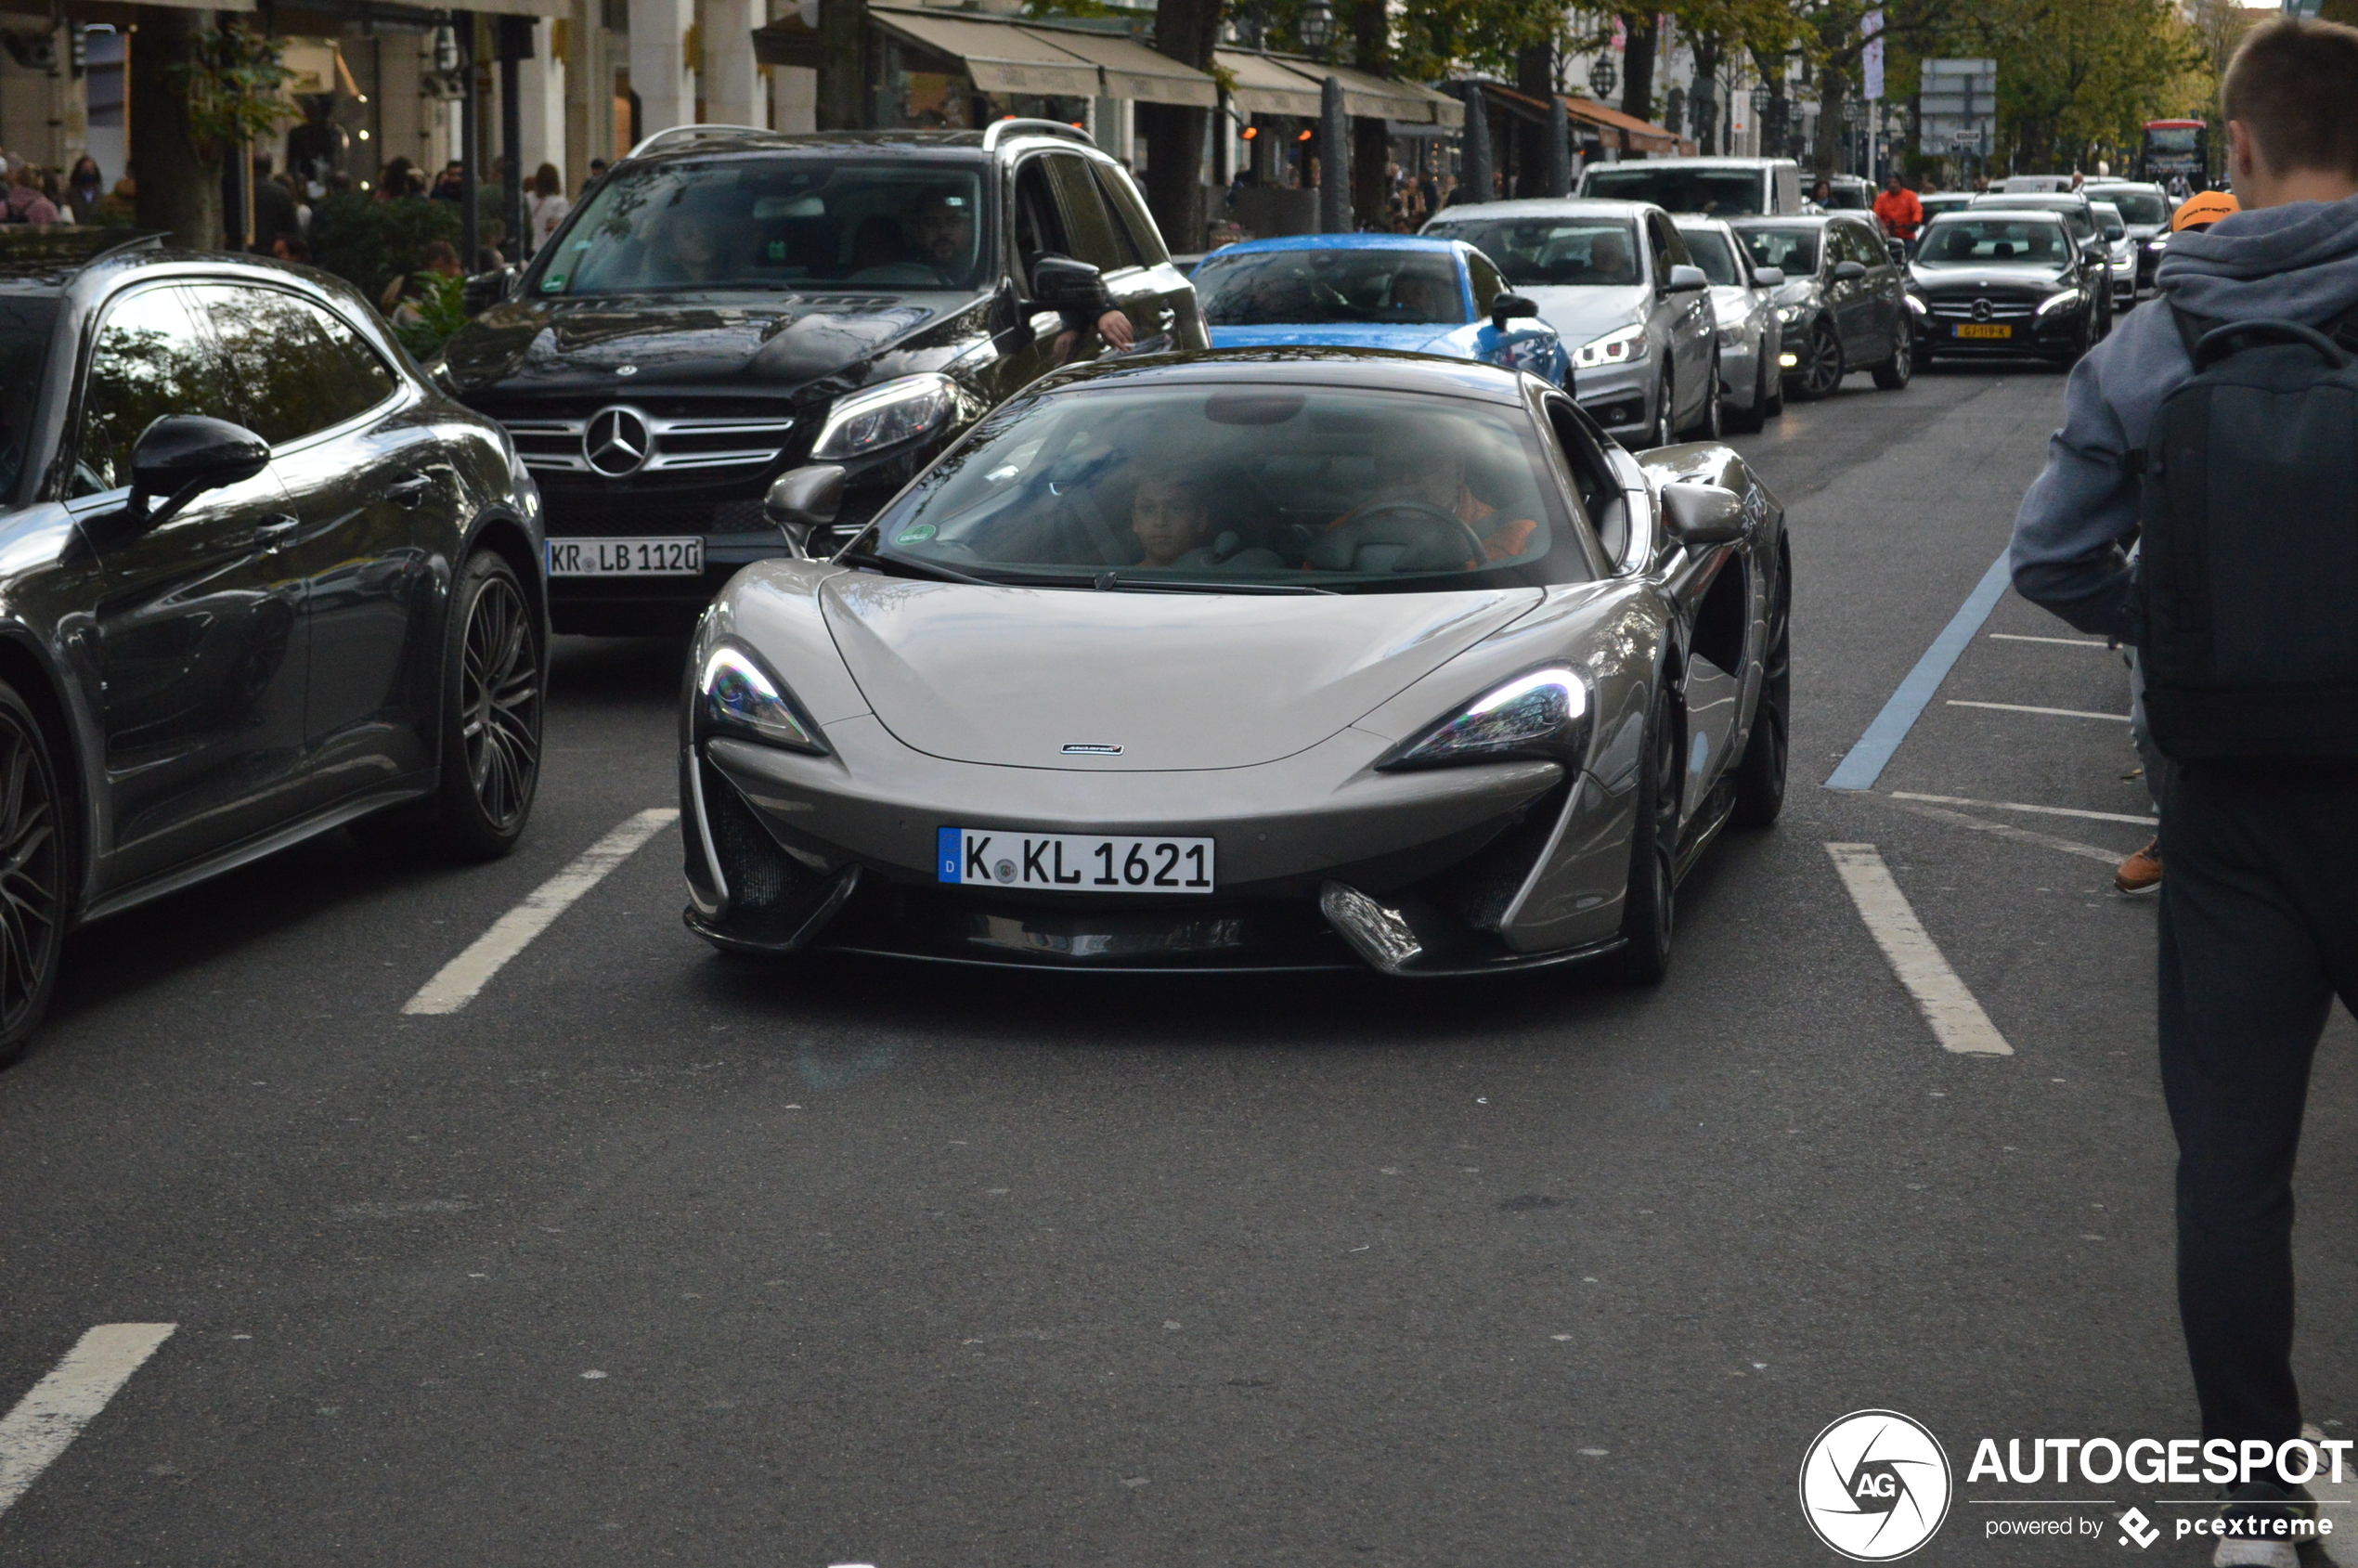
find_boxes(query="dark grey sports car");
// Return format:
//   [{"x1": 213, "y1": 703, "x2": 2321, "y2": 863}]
[{"x1": 680, "y1": 349, "x2": 1788, "y2": 978}]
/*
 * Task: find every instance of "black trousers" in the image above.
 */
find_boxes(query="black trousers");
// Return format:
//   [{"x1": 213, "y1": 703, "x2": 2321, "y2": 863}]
[{"x1": 2158, "y1": 763, "x2": 2358, "y2": 1457}]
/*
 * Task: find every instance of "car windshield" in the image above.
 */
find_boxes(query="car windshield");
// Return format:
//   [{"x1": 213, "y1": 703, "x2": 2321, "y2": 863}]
[
  {"x1": 1917, "y1": 217, "x2": 2073, "y2": 267},
  {"x1": 1419, "y1": 217, "x2": 1640, "y2": 286},
  {"x1": 1193, "y1": 248, "x2": 1468, "y2": 326},
  {"x1": 1820, "y1": 183, "x2": 1872, "y2": 210},
  {"x1": 0, "y1": 295, "x2": 53, "y2": 499},
  {"x1": 860, "y1": 383, "x2": 1587, "y2": 591},
  {"x1": 2095, "y1": 189, "x2": 2169, "y2": 225},
  {"x1": 1736, "y1": 227, "x2": 1820, "y2": 275},
  {"x1": 1678, "y1": 229, "x2": 1744, "y2": 286},
  {"x1": 1581, "y1": 167, "x2": 1763, "y2": 215},
  {"x1": 1982, "y1": 197, "x2": 2092, "y2": 240},
  {"x1": 535, "y1": 158, "x2": 989, "y2": 295}
]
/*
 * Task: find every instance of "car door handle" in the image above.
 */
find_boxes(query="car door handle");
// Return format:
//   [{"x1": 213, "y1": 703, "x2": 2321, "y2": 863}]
[
  {"x1": 256, "y1": 513, "x2": 301, "y2": 551},
  {"x1": 386, "y1": 474, "x2": 433, "y2": 508}
]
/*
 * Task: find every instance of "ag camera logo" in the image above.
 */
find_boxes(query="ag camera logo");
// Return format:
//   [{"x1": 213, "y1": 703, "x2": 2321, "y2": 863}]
[{"x1": 1799, "y1": 1409, "x2": 1954, "y2": 1561}]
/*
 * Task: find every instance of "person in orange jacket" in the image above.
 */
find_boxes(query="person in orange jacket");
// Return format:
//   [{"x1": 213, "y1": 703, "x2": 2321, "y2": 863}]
[{"x1": 1872, "y1": 170, "x2": 1924, "y2": 244}]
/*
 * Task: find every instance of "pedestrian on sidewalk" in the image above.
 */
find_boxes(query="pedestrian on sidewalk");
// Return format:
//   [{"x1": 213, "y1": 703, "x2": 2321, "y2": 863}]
[{"x1": 2008, "y1": 19, "x2": 2358, "y2": 1568}]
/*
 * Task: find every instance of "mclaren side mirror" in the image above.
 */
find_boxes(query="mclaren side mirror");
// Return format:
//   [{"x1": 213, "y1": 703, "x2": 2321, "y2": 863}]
[
  {"x1": 1661, "y1": 481, "x2": 1747, "y2": 547},
  {"x1": 1751, "y1": 266, "x2": 1786, "y2": 289},
  {"x1": 764, "y1": 464, "x2": 847, "y2": 554},
  {"x1": 1665, "y1": 264, "x2": 1709, "y2": 292},
  {"x1": 1490, "y1": 292, "x2": 1539, "y2": 330},
  {"x1": 127, "y1": 415, "x2": 271, "y2": 528},
  {"x1": 1026, "y1": 254, "x2": 1109, "y2": 316},
  {"x1": 1832, "y1": 259, "x2": 1869, "y2": 282}
]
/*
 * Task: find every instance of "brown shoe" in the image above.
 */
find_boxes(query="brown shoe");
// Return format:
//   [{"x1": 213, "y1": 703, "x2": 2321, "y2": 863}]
[{"x1": 2115, "y1": 836, "x2": 2162, "y2": 894}]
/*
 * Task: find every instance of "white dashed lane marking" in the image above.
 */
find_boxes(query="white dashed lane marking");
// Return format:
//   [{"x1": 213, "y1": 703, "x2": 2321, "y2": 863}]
[
  {"x1": 1826, "y1": 843, "x2": 2014, "y2": 1056},
  {"x1": 1884, "y1": 800, "x2": 2130, "y2": 867},
  {"x1": 403, "y1": 809, "x2": 679, "y2": 1016},
  {"x1": 0, "y1": 1324, "x2": 177, "y2": 1517}
]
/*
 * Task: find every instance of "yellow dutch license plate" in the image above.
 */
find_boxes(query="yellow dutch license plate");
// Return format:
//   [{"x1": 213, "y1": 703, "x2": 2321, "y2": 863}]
[{"x1": 1957, "y1": 323, "x2": 2013, "y2": 340}]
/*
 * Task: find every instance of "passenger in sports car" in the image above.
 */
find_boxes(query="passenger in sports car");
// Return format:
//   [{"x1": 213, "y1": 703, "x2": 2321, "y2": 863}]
[
  {"x1": 1327, "y1": 422, "x2": 1542, "y2": 564},
  {"x1": 1129, "y1": 476, "x2": 1215, "y2": 567}
]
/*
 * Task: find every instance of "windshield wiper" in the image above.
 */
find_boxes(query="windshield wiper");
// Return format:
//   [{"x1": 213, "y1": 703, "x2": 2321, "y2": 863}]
[
  {"x1": 1098, "y1": 575, "x2": 1335, "y2": 596},
  {"x1": 836, "y1": 547, "x2": 1004, "y2": 587}
]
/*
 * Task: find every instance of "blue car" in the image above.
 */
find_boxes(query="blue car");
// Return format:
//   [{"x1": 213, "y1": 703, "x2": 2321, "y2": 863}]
[{"x1": 1191, "y1": 234, "x2": 1572, "y2": 388}]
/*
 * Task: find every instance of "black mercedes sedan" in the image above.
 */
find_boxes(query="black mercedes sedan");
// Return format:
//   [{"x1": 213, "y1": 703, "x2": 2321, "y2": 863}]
[
  {"x1": 1909, "y1": 210, "x2": 2107, "y2": 368},
  {"x1": 439, "y1": 123, "x2": 1206, "y2": 636},
  {"x1": 0, "y1": 230, "x2": 547, "y2": 1062}
]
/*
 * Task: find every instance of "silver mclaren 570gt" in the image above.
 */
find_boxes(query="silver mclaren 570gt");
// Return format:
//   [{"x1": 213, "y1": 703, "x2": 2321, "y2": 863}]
[{"x1": 679, "y1": 348, "x2": 1788, "y2": 979}]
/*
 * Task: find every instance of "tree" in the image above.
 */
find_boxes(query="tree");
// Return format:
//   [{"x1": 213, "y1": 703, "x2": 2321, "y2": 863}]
[
  {"x1": 130, "y1": 20, "x2": 297, "y2": 250},
  {"x1": 1942, "y1": 0, "x2": 2208, "y2": 173},
  {"x1": 1144, "y1": 0, "x2": 1225, "y2": 249}
]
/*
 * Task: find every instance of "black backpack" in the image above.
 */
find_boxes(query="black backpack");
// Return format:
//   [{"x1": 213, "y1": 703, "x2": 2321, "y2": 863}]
[{"x1": 2133, "y1": 309, "x2": 2358, "y2": 761}]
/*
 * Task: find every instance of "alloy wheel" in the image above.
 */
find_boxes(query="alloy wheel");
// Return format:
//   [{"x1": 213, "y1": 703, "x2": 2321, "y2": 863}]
[
  {"x1": 460, "y1": 573, "x2": 542, "y2": 833},
  {"x1": 0, "y1": 706, "x2": 59, "y2": 1041},
  {"x1": 1801, "y1": 322, "x2": 1843, "y2": 397}
]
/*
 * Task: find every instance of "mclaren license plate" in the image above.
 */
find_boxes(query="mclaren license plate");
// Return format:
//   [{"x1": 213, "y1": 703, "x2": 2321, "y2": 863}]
[
  {"x1": 546, "y1": 537, "x2": 704, "y2": 576},
  {"x1": 937, "y1": 828, "x2": 1214, "y2": 893},
  {"x1": 1955, "y1": 323, "x2": 2013, "y2": 340}
]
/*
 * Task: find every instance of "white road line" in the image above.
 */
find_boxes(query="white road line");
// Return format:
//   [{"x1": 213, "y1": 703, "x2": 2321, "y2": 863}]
[
  {"x1": 1887, "y1": 801, "x2": 2127, "y2": 866},
  {"x1": 1947, "y1": 699, "x2": 2133, "y2": 722},
  {"x1": 1825, "y1": 844, "x2": 2014, "y2": 1056},
  {"x1": 0, "y1": 1323, "x2": 177, "y2": 1516},
  {"x1": 1889, "y1": 791, "x2": 2156, "y2": 826},
  {"x1": 403, "y1": 809, "x2": 680, "y2": 1016},
  {"x1": 1988, "y1": 633, "x2": 2113, "y2": 649}
]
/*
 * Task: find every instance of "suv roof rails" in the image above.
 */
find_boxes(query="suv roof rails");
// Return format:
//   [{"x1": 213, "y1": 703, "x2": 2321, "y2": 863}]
[
  {"x1": 626, "y1": 123, "x2": 778, "y2": 159},
  {"x1": 981, "y1": 117, "x2": 1095, "y2": 152}
]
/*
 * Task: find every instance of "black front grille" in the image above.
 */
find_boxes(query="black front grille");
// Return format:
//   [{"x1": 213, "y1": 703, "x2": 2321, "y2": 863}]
[{"x1": 479, "y1": 395, "x2": 800, "y2": 484}]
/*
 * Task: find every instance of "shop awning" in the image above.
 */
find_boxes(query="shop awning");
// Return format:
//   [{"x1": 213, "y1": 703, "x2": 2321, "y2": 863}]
[
  {"x1": 870, "y1": 5, "x2": 1100, "y2": 98},
  {"x1": 1313, "y1": 61, "x2": 1462, "y2": 125},
  {"x1": 1560, "y1": 94, "x2": 1690, "y2": 155},
  {"x1": 752, "y1": 14, "x2": 822, "y2": 70},
  {"x1": 1214, "y1": 48, "x2": 1322, "y2": 117},
  {"x1": 1023, "y1": 26, "x2": 1216, "y2": 108}
]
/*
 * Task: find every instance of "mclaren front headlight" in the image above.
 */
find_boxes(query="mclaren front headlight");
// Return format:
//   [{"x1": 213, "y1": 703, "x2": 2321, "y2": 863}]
[
  {"x1": 1574, "y1": 323, "x2": 1650, "y2": 369},
  {"x1": 1378, "y1": 667, "x2": 1591, "y2": 771},
  {"x1": 698, "y1": 642, "x2": 828, "y2": 754},
  {"x1": 810, "y1": 372, "x2": 958, "y2": 460}
]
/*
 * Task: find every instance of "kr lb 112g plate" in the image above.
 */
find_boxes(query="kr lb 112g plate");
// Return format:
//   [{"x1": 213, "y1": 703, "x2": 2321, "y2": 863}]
[
  {"x1": 547, "y1": 537, "x2": 704, "y2": 576},
  {"x1": 938, "y1": 828, "x2": 1214, "y2": 893}
]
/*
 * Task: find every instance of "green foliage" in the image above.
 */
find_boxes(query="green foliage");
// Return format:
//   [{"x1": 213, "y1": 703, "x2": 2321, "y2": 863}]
[
  {"x1": 393, "y1": 272, "x2": 471, "y2": 361},
  {"x1": 166, "y1": 26, "x2": 299, "y2": 165},
  {"x1": 1941, "y1": 0, "x2": 2209, "y2": 173},
  {"x1": 305, "y1": 193, "x2": 463, "y2": 305}
]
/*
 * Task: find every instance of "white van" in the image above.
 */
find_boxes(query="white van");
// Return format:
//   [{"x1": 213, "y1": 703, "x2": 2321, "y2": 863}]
[{"x1": 1577, "y1": 157, "x2": 1807, "y2": 217}]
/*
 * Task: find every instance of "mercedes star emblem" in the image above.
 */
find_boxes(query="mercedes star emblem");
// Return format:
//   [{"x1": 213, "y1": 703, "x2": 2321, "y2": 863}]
[
  {"x1": 584, "y1": 406, "x2": 653, "y2": 478},
  {"x1": 1972, "y1": 298, "x2": 1993, "y2": 321}
]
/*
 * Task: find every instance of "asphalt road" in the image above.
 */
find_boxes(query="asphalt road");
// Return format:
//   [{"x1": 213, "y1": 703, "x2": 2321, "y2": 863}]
[{"x1": 4, "y1": 352, "x2": 2354, "y2": 1568}]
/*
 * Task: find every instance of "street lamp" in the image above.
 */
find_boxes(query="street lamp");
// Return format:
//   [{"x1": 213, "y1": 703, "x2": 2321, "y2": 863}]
[
  {"x1": 1297, "y1": 0, "x2": 1333, "y2": 58},
  {"x1": 1587, "y1": 55, "x2": 1617, "y2": 100}
]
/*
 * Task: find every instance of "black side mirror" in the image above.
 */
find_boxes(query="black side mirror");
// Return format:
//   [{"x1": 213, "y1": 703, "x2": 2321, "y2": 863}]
[
  {"x1": 1027, "y1": 255, "x2": 1108, "y2": 316},
  {"x1": 1886, "y1": 239, "x2": 1908, "y2": 265},
  {"x1": 764, "y1": 464, "x2": 847, "y2": 553},
  {"x1": 1661, "y1": 482, "x2": 1747, "y2": 546},
  {"x1": 1490, "y1": 292, "x2": 1539, "y2": 330},
  {"x1": 127, "y1": 415, "x2": 270, "y2": 528},
  {"x1": 1832, "y1": 259, "x2": 1868, "y2": 282},
  {"x1": 463, "y1": 266, "x2": 518, "y2": 314},
  {"x1": 990, "y1": 276, "x2": 1036, "y2": 352}
]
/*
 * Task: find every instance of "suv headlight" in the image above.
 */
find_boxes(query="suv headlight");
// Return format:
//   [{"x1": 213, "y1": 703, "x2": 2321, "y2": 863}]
[
  {"x1": 2037, "y1": 290, "x2": 2080, "y2": 316},
  {"x1": 698, "y1": 642, "x2": 828, "y2": 754},
  {"x1": 1574, "y1": 323, "x2": 1649, "y2": 369},
  {"x1": 1377, "y1": 667, "x2": 1591, "y2": 771},
  {"x1": 810, "y1": 372, "x2": 958, "y2": 460}
]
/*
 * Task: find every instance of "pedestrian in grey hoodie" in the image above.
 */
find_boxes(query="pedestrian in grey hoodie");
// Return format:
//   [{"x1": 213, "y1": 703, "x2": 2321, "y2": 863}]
[{"x1": 2008, "y1": 20, "x2": 2358, "y2": 1568}]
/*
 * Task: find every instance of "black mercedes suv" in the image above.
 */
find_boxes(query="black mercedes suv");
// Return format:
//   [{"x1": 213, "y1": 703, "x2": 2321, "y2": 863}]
[{"x1": 439, "y1": 122, "x2": 1208, "y2": 635}]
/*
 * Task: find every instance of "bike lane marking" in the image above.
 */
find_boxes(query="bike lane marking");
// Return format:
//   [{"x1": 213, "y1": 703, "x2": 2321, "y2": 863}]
[{"x1": 403, "y1": 808, "x2": 679, "y2": 1016}]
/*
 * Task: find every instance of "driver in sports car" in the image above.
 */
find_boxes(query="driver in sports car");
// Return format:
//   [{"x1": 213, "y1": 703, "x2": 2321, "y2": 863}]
[{"x1": 1326, "y1": 424, "x2": 1539, "y2": 564}]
